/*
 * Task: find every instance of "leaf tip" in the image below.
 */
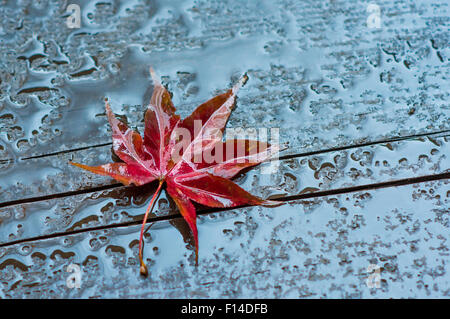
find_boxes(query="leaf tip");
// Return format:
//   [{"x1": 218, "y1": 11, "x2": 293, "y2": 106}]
[
  {"x1": 104, "y1": 98, "x2": 111, "y2": 112},
  {"x1": 140, "y1": 263, "x2": 148, "y2": 277},
  {"x1": 261, "y1": 199, "x2": 285, "y2": 207},
  {"x1": 232, "y1": 73, "x2": 249, "y2": 93},
  {"x1": 149, "y1": 67, "x2": 160, "y2": 85},
  {"x1": 69, "y1": 161, "x2": 81, "y2": 168},
  {"x1": 241, "y1": 73, "x2": 249, "y2": 86}
]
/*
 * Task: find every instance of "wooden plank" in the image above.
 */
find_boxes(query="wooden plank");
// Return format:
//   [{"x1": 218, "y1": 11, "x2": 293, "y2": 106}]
[
  {"x1": 0, "y1": 133, "x2": 448, "y2": 207},
  {"x1": 1, "y1": 134, "x2": 448, "y2": 245},
  {"x1": 1, "y1": 0, "x2": 448, "y2": 166},
  {"x1": 0, "y1": 179, "x2": 448, "y2": 298}
]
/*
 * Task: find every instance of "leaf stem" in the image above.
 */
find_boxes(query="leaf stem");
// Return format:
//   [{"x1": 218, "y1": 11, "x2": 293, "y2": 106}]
[{"x1": 139, "y1": 180, "x2": 164, "y2": 276}]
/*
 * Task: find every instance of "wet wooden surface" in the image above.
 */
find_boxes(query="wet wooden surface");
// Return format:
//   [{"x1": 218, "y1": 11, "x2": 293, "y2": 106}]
[{"x1": 0, "y1": 0, "x2": 449, "y2": 298}]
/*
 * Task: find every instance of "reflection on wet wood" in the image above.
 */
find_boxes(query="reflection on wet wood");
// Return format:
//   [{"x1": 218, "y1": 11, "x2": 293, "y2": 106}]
[
  {"x1": 0, "y1": 0, "x2": 449, "y2": 298},
  {"x1": 0, "y1": 180, "x2": 448, "y2": 298}
]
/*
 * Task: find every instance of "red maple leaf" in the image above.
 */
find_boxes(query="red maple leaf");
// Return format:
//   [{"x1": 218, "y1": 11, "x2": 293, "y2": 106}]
[{"x1": 71, "y1": 68, "x2": 281, "y2": 275}]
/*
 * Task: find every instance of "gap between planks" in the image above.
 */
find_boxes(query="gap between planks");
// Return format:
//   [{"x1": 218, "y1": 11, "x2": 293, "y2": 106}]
[
  {"x1": 0, "y1": 172, "x2": 448, "y2": 249},
  {"x1": 0, "y1": 129, "x2": 448, "y2": 165},
  {"x1": 0, "y1": 129, "x2": 449, "y2": 209}
]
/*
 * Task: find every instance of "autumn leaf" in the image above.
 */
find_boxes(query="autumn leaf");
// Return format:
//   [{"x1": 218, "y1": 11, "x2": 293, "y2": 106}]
[{"x1": 70, "y1": 68, "x2": 282, "y2": 276}]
